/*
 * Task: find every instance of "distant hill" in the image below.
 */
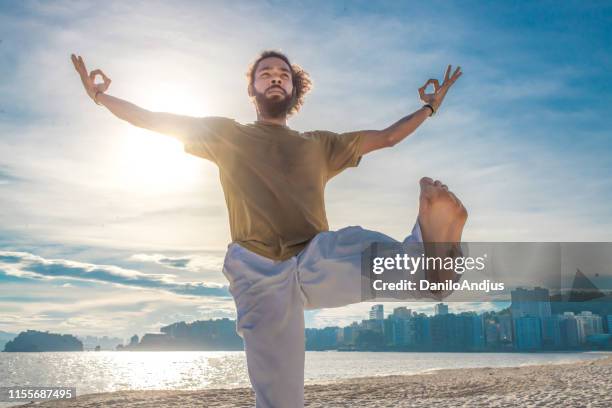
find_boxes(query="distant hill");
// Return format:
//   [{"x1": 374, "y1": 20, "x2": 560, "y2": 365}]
[
  {"x1": 118, "y1": 318, "x2": 243, "y2": 351},
  {"x1": 0, "y1": 331, "x2": 17, "y2": 350},
  {"x1": 3, "y1": 330, "x2": 83, "y2": 352}
]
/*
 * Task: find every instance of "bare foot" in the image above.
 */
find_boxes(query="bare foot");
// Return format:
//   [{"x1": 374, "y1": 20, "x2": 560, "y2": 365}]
[{"x1": 417, "y1": 177, "x2": 467, "y2": 243}]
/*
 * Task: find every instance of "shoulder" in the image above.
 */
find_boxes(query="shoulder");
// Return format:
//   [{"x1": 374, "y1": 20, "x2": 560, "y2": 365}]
[
  {"x1": 200, "y1": 116, "x2": 240, "y2": 128},
  {"x1": 194, "y1": 117, "x2": 242, "y2": 139},
  {"x1": 300, "y1": 129, "x2": 339, "y2": 141}
]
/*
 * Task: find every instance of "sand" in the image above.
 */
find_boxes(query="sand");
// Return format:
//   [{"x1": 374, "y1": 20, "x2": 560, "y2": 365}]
[{"x1": 16, "y1": 356, "x2": 612, "y2": 407}]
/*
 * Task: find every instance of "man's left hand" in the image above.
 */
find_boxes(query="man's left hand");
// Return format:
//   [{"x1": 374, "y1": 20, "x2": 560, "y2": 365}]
[{"x1": 419, "y1": 65, "x2": 462, "y2": 114}]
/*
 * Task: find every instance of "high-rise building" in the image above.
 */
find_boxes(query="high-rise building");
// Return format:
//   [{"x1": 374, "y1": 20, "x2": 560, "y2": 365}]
[
  {"x1": 485, "y1": 320, "x2": 500, "y2": 347},
  {"x1": 363, "y1": 318, "x2": 383, "y2": 333},
  {"x1": 369, "y1": 304, "x2": 384, "y2": 321},
  {"x1": 606, "y1": 315, "x2": 612, "y2": 334},
  {"x1": 510, "y1": 287, "x2": 551, "y2": 319},
  {"x1": 460, "y1": 312, "x2": 485, "y2": 351},
  {"x1": 383, "y1": 319, "x2": 395, "y2": 346},
  {"x1": 402, "y1": 317, "x2": 421, "y2": 347},
  {"x1": 342, "y1": 323, "x2": 359, "y2": 346},
  {"x1": 406, "y1": 314, "x2": 430, "y2": 349},
  {"x1": 574, "y1": 311, "x2": 604, "y2": 343},
  {"x1": 430, "y1": 314, "x2": 455, "y2": 350},
  {"x1": 434, "y1": 303, "x2": 449, "y2": 316},
  {"x1": 514, "y1": 316, "x2": 542, "y2": 350},
  {"x1": 392, "y1": 307, "x2": 412, "y2": 319},
  {"x1": 541, "y1": 316, "x2": 563, "y2": 348},
  {"x1": 391, "y1": 318, "x2": 408, "y2": 346},
  {"x1": 560, "y1": 313, "x2": 579, "y2": 348}
]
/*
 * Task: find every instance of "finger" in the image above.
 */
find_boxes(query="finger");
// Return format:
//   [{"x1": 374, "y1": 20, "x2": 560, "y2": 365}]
[
  {"x1": 76, "y1": 56, "x2": 87, "y2": 77},
  {"x1": 89, "y1": 69, "x2": 101, "y2": 81},
  {"x1": 72, "y1": 58, "x2": 85, "y2": 80},
  {"x1": 89, "y1": 69, "x2": 108, "y2": 82},
  {"x1": 423, "y1": 79, "x2": 440, "y2": 93},
  {"x1": 76, "y1": 64, "x2": 94, "y2": 91},
  {"x1": 444, "y1": 68, "x2": 463, "y2": 90},
  {"x1": 71, "y1": 54, "x2": 84, "y2": 76},
  {"x1": 75, "y1": 61, "x2": 89, "y2": 85},
  {"x1": 452, "y1": 66, "x2": 462, "y2": 80},
  {"x1": 444, "y1": 64, "x2": 451, "y2": 82},
  {"x1": 102, "y1": 74, "x2": 112, "y2": 91},
  {"x1": 446, "y1": 72, "x2": 462, "y2": 90},
  {"x1": 89, "y1": 70, "x2": 110, "y2": 93},
  {"x1": 431, "y1": 79, "x2": 441, "y2": 93},
  {"x1": 78, "y1": 56, "x2": 89, "y2": 76},
  {"x1": 449, "y1": 67, "x2": 462, "y2": 84},
  {"x1": 100, "y1": 70, "x2": 111, "y2": 84},
  {"x1": 441, "y1": 184, "x2": 448, "y2": 191},
  {"x1": 418, "y1": 85, "x2": 426, "y2": 99},
  {"x1": 71, "y1": 54, "x2": 78, "y2": 70},
  {"x1": 91, "y1": 69, "x2": 111, "y2": 81}
]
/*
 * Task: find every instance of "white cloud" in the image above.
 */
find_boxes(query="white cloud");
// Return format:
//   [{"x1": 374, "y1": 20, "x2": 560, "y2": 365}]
[
  {"x1": 0, "y1": 280, "x2": 236, "y2": 338},
  {"x1": 0, "y1": 250, "x2": 228, "y2": 297},
  {"x1": 130, "y1": 252, "x2": 224, "y2": 273}
]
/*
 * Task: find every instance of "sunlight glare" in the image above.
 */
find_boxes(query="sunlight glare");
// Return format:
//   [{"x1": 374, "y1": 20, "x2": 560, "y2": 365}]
[{"x1": 114, "y1": 83, "x2": 214, "y2": 193}]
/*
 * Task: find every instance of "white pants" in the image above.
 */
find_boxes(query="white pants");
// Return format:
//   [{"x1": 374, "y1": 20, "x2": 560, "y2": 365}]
[{"x1": 222, "y1": 222, "x2": 434, "y2": 408}]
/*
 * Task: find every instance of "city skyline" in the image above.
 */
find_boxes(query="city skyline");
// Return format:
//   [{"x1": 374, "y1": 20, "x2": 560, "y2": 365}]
[
  {"x1": 306, "y1": 288, "x2": 612, "y2": 352},
  {"x1": 5, "y1": 287, "x2": 611, "y2": 353}
]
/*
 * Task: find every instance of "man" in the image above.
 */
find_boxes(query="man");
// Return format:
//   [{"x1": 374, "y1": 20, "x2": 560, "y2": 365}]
[{"x1": 71, "y1": 50, "x2": 466, "y2": 407}]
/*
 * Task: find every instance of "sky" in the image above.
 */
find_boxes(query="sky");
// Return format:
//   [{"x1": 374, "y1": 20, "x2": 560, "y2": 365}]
[{"x1": 0, "y1": 0, "x2": 611, "y2": 341}]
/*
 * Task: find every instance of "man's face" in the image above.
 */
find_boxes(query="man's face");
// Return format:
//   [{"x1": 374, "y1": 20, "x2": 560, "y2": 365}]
[{"x1": 251, "y1": 57, "x2": 294, "y2": 118}]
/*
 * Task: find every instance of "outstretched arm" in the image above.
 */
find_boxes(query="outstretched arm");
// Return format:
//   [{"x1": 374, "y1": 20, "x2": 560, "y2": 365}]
[
  {"x1": 355, "y1": 65, "x2": 462, "y2": 156},
  {"x1": 70, "y1": 53, "x2": 199, "y2": 143}
]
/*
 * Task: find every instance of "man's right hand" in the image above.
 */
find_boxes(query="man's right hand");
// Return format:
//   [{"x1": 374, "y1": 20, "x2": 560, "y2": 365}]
[{"x1": 71, "y1": 53, "x2": 112, "y2": 104}]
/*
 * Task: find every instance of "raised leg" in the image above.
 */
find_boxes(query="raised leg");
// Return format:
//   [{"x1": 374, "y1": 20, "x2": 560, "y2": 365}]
[
  {"x1": 296, "y1": 223, "x2": 427, "y2": 309},
  {"x1": 297, "y1": 177, "x2": 468, "y2": 310}
]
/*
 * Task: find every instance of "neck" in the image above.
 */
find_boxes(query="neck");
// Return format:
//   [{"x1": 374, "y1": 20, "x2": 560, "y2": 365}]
[{"x1": 256, "y1": 112, "x2": 287, "y2": 127}]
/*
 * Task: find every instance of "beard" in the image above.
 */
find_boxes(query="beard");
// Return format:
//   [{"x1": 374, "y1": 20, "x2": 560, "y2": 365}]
[{"x1": 254, "y1": 87, "x2": 294, "y2": 118}]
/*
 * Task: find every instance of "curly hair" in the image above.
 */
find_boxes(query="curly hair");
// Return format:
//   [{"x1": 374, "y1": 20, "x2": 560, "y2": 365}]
[{"x1": 246, "y1": 50, "x2": 312, "y2": 116}]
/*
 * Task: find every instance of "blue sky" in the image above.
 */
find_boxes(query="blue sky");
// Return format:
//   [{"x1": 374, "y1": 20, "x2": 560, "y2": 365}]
[{"x1": 0, "y1": 0, "x2": 611, "y2": 340}]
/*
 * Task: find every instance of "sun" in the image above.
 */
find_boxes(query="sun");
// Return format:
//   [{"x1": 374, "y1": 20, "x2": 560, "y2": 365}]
[{"x1": 113, "y1": 82, "x2": 216, "y2": 194}]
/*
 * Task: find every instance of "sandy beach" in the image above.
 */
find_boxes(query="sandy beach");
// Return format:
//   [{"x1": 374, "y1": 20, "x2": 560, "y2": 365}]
[{"x1": 16, "y1": 356, "x2": 612, "y2": 407}]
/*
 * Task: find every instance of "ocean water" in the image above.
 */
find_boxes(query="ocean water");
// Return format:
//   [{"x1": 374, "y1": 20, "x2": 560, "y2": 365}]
[{"x1": 0, "y1": 351, "x2": 609, "y2": 406}]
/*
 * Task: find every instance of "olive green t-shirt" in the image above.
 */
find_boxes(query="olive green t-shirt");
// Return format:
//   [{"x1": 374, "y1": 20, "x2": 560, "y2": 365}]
[{"x1": 182, "y1": 117, "x2": 363, "y2": 261}]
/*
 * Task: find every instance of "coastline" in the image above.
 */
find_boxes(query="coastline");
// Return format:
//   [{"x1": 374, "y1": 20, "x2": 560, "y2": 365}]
[{"x1": 13, "y1": 356, "x2": 612, "y2": 407}]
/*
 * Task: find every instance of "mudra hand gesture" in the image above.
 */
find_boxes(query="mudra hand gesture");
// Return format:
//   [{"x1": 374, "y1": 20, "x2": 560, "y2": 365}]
[
  {"x1": 419, "y1": 65, "x2": 462, "y2": 115},
  {"x1": 70, "y1": 53, "x2": 111, "y2": 104}
]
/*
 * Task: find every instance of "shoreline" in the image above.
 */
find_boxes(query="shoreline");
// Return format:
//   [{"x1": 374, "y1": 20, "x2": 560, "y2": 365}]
[{"x1": 14, "y1": 356, "x2": 612, "y2": 407}]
